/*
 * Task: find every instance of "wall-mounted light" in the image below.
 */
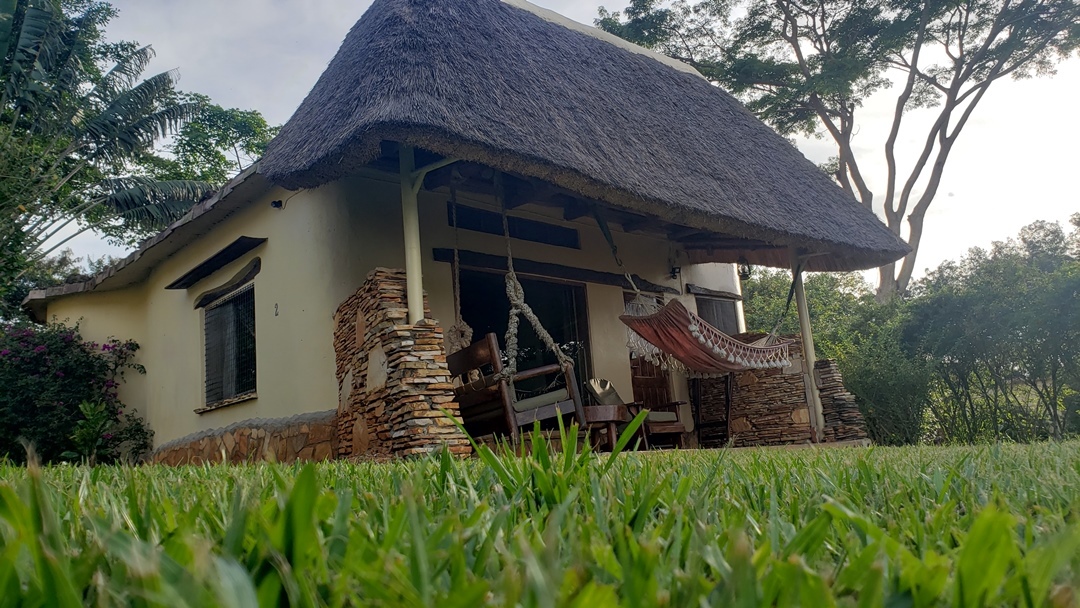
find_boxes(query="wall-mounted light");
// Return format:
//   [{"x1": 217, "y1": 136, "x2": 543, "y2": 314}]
[
  {"x1": 737, "y1": 257, "x2": 752, "y2": 281},
  {"x1": 270, "y1": 200, "x2": 284, "y2": 209},
  {"x1": 670, "y1": 266, "x2": 682, "y2": 280}
]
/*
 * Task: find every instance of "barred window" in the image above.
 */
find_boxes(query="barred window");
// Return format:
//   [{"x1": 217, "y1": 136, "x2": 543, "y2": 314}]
[
  {"x1": 204, "y1": 284, "x2": 256, "y2": 405},
  {"x1": 695, "y1": 297, "x2": 739, "y2": 336}
]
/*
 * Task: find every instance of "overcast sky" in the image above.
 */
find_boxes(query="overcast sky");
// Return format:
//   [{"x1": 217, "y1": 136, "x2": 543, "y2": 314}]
[{"x1": 64, "y1": 0, "x2": 1080, "y2": 281}]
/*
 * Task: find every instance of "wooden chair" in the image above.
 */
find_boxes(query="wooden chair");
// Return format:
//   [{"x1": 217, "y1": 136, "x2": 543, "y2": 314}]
[
  {"x1": 585, "y1": 378, "x2": 688, "y2": 449},
  {"x1": 447, "y1": 333, "x2": 586, "y2": 442}
]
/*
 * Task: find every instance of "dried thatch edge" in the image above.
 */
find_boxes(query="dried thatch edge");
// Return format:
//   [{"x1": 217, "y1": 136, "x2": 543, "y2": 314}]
[{"x1": 149, "y1": 409, "x2": 336, "y2": 457}]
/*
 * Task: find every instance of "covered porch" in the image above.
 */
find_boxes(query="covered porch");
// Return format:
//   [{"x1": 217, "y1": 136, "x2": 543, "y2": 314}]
[{"x1": 327, "y1": 144, "x2": 842, "y2": 453}]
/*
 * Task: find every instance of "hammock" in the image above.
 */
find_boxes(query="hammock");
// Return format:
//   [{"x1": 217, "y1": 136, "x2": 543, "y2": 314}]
[{"x1": 620, "y1": 298, "x2": 791, "y2": 377}]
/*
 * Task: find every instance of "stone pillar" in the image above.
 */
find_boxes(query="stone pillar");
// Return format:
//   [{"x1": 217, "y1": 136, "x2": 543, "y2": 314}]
[{"x1": 333, "y1": 268, "x2": 471, "y2": 458}]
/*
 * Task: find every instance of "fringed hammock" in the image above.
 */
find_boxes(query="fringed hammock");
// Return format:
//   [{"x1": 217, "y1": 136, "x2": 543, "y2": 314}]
[{"x1": 620, "y1": 298, "x2": 792, "y2": 378}]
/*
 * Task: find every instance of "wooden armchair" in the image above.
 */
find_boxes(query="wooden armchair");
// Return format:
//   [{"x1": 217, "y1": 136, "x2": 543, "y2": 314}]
[
  {"x1": 447, "y1": 333, "x2": 586, "y2": 442},
  {"x1": 585, "y1": 378, "x2": 688, "y2": 449}
]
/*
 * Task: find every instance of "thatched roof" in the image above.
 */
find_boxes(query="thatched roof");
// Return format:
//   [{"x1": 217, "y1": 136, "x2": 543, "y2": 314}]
[{"x1": 261, "y1": 0, "x2": 910, "y2": 272}]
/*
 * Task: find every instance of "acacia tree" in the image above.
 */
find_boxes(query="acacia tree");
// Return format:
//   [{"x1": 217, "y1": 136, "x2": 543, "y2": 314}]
[{"x1": 598, "y1": 0, "x2": 1080, "y2": 298}]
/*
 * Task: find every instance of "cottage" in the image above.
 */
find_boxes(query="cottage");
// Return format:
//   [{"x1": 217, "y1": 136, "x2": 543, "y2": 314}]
[{"x1": 24, "y1": 0, "x2": 907, "y2": 461}]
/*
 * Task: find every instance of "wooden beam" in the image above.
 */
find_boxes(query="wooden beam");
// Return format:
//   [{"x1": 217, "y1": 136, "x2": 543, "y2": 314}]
[
  {"x1": 432, "y1": 248, "x2": 678, "y2": 294},
  {"x1": 620, "y1": 216, "x2": 658, "y2": 233},
  {"x1": 669, "y1": 226, "x2": 710, "y2": 240},
  {"x1": 422, "y1": 162, "x2": 492, "y2": 191},
  {"x1": 792, "y1": 253, "x2": 825, "y2": 443},
  {"x1": 685, "y1": 284, "x2": 743, "y2": 301},
  {"x1": 562, "y1": 198, "x2": 591, "y2": 221}
]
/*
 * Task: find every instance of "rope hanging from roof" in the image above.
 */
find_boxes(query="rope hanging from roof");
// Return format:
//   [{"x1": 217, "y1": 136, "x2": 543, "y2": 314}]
[
  {"x1": 491, "y1": 174, "x2": 574, "y2": 387},
  {"x1": 446, "y1": 187, "x2": 475, "y2": 354}
]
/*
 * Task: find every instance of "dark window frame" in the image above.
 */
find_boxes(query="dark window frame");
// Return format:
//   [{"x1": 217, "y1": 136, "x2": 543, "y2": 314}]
[
  {"x1": 694, "y1": 296, "x2": 740, "y2": 336},
  {"x1": 199, "y1": 283, "x2": 257, "y2": 412}
]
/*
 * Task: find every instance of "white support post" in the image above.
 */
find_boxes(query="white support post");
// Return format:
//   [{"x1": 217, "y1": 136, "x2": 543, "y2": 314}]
[
  {"x1": 400, "y1": 146, "x2": 425, "y2": 325},
  {"x1": 792, "y1": 253, "x2": 826, "y2": 443}
]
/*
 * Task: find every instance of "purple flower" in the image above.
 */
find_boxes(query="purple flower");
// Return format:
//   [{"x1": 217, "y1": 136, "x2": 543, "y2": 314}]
[
  {"x1": 104, "y1": 380, "x2": 117, "y2": 388},
  {"x1": 34, "y1": 345, "x2": 46, "y2": 353},
  {"x1": 0, "y1": 349, "x2": 9, "y2": 357},
  {"x1": 62, "y1": 333, "x2": 74, "y2": 343},
  {"x1": 101, "y1": 343, "x2": 115, "y2": 351},
  {"x1": 103, "y1": 433, "x2": 113, "y2": 440},
  {"x1": 55, "y1": 371, "x2": 64, "y2": 378}
]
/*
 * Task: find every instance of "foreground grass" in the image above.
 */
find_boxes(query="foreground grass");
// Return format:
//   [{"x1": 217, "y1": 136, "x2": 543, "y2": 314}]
[{"x1": 1, "y1": 431, "x2": 1079, "y2": 607}]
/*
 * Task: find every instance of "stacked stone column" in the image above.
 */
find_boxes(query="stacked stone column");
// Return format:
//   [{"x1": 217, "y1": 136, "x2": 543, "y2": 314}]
[
  {"x1": 333, "y1": 268, "x2": 471, "y2": 458},
  {"x1": 696, "y1": 335, "x2": 869, "y2": 447}
]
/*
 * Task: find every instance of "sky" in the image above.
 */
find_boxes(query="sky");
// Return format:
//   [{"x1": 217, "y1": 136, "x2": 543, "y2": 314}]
[{"x1": 61, "y1": 0, "x2": 1080, "y2": 283}]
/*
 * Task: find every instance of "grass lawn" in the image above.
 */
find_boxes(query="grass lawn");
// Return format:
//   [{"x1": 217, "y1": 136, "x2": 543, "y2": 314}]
[{"x1": 1, "y1": 431, "x2": 1078, "y2": 607}]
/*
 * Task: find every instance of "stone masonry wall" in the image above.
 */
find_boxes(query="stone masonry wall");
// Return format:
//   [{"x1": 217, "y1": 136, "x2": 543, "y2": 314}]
[
  {"x1": 816, "y1": 360, "x2": 869, "y2": 443},
  {"x1": 697, "y1": 335, "x2": 868, "y2": 448},
  {"x1": 151, "y1": 410, "x2": 337, "y2": 465},
  {"x1": 334, "y1": 268, "x2": 471, "y2": 458}
]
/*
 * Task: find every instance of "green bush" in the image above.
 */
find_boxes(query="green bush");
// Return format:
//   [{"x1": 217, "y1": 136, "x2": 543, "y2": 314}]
[
  {"x1": 0, "y1": 321, "x2": 152, "y2": 463},
  {"x1": 842, "y1": 323, "x2": 932, "y2": 446}
]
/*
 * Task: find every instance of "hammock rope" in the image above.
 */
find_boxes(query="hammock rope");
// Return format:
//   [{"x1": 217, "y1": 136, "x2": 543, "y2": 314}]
[
  {"x1": 492, "y1": 175, "x2": 573, "y2": 386},
  {"x1": 445, "y1": 186, "x2": 475, "y2": 354}
]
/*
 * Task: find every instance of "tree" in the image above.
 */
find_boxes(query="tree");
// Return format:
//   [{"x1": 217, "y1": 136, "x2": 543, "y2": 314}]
[
  {"x1": 904, "y1": 219, "x2": 1079, "y2": 441},
  {"x1": 0, "y1": 0, "x2": 214, "y2": 294},
  {"x1": 137, "y1": 92, "x2": 279, "y2": 186},
  {"x1": 598, "y1": 0, "x2": 1080, "y2": 298},
  {"x1": 741, "y1": 267, "x2": 872, "y2": 360}
]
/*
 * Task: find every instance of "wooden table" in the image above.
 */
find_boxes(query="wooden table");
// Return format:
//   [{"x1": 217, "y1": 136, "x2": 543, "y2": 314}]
[{"x1": 583, "y1": 404, "x2": 632, "y2": 451}]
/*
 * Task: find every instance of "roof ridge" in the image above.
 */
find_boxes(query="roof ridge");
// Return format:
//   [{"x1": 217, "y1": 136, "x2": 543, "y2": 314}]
[{"x1": 500, "y1": 0, "x2": 705, "y2": 80}]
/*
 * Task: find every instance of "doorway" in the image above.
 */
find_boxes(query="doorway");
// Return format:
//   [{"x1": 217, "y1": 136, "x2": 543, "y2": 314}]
[
  {"x1": 458, "y1": 269, "x2": 591, "y2": 396},
  {"x1": 623, "y1": 292, "x2": 673, "y2": 408}
]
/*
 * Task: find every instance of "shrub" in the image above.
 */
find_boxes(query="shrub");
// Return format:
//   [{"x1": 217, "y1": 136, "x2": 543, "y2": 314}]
[
  {"x1": 840, "y1": 304, "x2": 932, "y2": 446},
  {"x1": 0, "y1": 321, "x2": 152, "y2": 463}
]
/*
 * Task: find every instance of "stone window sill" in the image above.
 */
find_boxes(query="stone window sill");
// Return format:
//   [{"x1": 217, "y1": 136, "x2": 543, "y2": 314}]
[{"x1": 195, "y1": 391, "x2": 257, "y2": 414}]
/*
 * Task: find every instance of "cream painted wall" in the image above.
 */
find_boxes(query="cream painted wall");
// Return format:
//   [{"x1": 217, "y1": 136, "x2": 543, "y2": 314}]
[
  {"x1": 46, "y1": 169, "x2": 742, "y2": 446},
  {"x1": 46, "y1": 286, "x2": 151, "y2": 420}
]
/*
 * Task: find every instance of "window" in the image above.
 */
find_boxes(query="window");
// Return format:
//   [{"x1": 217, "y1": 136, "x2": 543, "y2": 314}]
[
  {"x1": 695, "y1": 297, "x2": 740, "y2": 336},
  {"x1": 204, "y1": 284, "x2": 257, "y2": 406}
]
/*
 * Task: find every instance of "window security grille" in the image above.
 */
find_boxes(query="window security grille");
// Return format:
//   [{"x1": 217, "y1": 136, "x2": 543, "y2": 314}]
[
  {"x1": 695, "y1": 297, "x2": 740, "y2": 336},
  {"x1": 204, "y1": 285, "x2": 256, "y2": 405}
]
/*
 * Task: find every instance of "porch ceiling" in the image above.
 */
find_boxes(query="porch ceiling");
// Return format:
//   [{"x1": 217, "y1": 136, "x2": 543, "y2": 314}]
[{"x1": 368, "y1": 148, "x2": 789, "y2": 268}]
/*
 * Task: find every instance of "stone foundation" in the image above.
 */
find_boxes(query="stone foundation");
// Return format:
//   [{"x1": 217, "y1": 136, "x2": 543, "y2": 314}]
[
  {"x1": 334, "y1": 268, "x2": 471, "y2": 458},
  {"x1": 696, "y1": 336, "x2": 868, "y2": 448},
  {"x1": 150, "y1": 410, "x2": 338, "y2": 465}
]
